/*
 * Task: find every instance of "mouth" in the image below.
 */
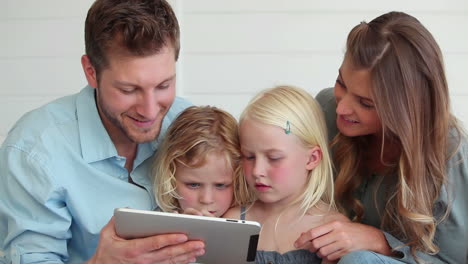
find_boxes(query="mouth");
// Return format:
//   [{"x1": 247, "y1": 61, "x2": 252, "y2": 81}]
[
  {"x1": 340, "y1": 115, "x2": 359, "y2": 124},
  {"x1": 255, "y1": 183, "x2": 271, "y2": 191},
  {"x1": 128, "y1": 116, "x2": 156, "y2": 128}
]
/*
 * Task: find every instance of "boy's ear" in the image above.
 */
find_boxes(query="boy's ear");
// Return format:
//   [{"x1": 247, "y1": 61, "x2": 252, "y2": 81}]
[
  {"x1": 81, "y1": 55, "x2": 98, "y2": 89},
  {"x1": 305, "y1": 146, "x2": 322, "y2": 170}
]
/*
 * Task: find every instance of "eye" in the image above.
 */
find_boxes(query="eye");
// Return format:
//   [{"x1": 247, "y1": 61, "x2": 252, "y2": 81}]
[
  {"x1": 120, "y1": 88, "x2": 135, "y2": 94},
  {"x1": 268, "y1": 156, "x2": 282, "y2": 162},
  {"x1": 185, "y1": 183, "x2": 200, "y2": 189},
  {"x1": 215, "y1": 183, "x2": 231, "y2": 189},
  {"x1": 335, "y1": 79, "x2": 345, "y2": 89},
  {"x1": 243, "y1": 155, "x2": 255, "y2": 161},
  {"x1": 158, "y1": 82, "x2": 170, "y2": 90},
  {"x1": 359, "y1": 98, "x2": 375, "y2": 109}
]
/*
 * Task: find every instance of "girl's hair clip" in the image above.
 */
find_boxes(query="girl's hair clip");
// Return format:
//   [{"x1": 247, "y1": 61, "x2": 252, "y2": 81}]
[{"x1": 285, "y1": 121, "x2": 291, "y2": 134}]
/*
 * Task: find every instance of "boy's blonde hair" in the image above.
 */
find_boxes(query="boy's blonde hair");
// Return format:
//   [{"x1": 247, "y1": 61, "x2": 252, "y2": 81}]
[
  {"x1": 152, "y1": 106, "x2": 251, "y2": 212},
  {"x1": 240, "y1": 85, "x2": 335, "y2": 215}
]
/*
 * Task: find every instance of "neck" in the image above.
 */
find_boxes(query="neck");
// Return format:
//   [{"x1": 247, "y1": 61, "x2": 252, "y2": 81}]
[
  {"x1": 103, "y1": 124, "x2": 138, "y2": 172},
  {"x1": 255, "y1": 199, "x2": 302, "y2": 219}
]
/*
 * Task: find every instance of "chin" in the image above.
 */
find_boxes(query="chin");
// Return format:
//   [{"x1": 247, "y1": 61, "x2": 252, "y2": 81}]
[
  {"x1": 337, "y1": 127, "x2": 364, "y2": 138},
  {"x1": 127, "y1": 129, "x2": 160, "y2": 144}
]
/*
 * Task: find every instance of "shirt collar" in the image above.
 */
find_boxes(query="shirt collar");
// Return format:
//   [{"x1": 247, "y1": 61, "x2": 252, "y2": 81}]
[
  {"x1": 76, "y1": 86, "x2": 174, "y2": 166},
  {"x1": 76, "y1": 86, "x2": 119, "y2": 163}
]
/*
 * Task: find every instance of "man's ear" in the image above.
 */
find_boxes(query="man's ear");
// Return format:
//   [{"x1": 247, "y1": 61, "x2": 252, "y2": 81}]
[
  {"x1": 81, "y1": 55, "x2": 98, "y2": 88},
  {"x1": 306, "y1": 146, "x2": 322, "y2": 170}
]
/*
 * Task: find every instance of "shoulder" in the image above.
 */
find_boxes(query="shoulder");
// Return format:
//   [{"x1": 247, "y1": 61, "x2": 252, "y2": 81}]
[
  {"x1": 166, "y1": 96, "x2": 192, "y2": 120},
  {"x1": 443, "y1": 130, "x2": 468, "y2": 201},
  {"x1": 324, "y1": 211, "x2": 350, "y2": 223},
  {"x1": 155, "y1": 96, "x2": 193, "y2": 144},
  {"x1": 2, "y1": 91, "x2": 81, "y2": 154},
  {"x1": 303, "y1": 207, "x2": 349, "y2": 225},
  {"x1": 314, "y1": 88, "x2": 338, "y2": 142},
  {"x1": 446, "y1": 130, "x2": 468, "y2": 183},
  {"x1": 315, "y1": 87, "x2": 335, "y2": 106},
  {"x1": 223, "y1": 206, "x2": 241, "y2": 219}
]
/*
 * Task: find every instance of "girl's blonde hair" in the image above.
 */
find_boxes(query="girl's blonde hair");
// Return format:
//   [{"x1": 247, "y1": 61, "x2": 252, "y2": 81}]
[
  {"x1": 333, "y1": 11, "x2": 463, "y2": 258},
  {"x1": 152, "y1": 106, "x2": 251, "y2": 212},
  {"x1": 240, "y1": 85, "x2": 335, "y2": 215}
]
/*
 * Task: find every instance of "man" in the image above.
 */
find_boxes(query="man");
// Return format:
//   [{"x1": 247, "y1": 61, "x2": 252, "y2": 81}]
[{"x1": 0, "y1": 0, "x2": 205, "y2": 263}]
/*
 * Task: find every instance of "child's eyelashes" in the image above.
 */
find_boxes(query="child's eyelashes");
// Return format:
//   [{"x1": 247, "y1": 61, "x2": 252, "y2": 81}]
[
  {"x1": 184, "y1": 182, "x2": 232, "y2": 189},
  {"x1": 185, "y1": 183, "x2": 201, "y2": 189},
  {"x1": 242, "y1": 155, "x2": 255, "y2": 161},
  {"x1": 215, "y1": 183, "x2": 231, "y2": 189},
  {"x1": 268, "y1": 156, "x2": 282, "y2": 162},
  {"x1": 242, "y1": 154, "x2": 282, "y2": 162}
]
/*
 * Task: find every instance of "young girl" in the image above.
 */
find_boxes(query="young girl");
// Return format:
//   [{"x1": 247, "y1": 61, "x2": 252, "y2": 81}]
[
  {"x1": 152, "y1": 105, "x2": 251, "y2": 217},
  {"x1": 224, "y1": 85, "x2": 347, "y2": 264},
  {"x1": 296, "y1": 11, "x2": 468, "y2": 264}
]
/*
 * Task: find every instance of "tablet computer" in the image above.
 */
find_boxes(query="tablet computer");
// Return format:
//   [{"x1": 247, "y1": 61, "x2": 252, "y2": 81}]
[{"x1": 114, "y1": 208, "x2": 261, "y2": 264}]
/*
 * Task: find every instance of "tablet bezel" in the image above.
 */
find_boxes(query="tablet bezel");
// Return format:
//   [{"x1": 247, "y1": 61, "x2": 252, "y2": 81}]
[{"x1": 114, "y1": 208, "x2": 261, "y2": 264}]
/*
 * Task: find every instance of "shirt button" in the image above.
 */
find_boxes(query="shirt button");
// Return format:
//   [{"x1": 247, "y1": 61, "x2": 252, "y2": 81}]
[{"x1": 267, "y1": 261, "x2": 273, "y2": 264}]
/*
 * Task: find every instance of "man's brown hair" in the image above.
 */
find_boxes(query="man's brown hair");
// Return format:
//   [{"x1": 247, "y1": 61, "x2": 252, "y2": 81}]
[{"x1": 84, "y1": 0, "x2": 180, "y2": 77}]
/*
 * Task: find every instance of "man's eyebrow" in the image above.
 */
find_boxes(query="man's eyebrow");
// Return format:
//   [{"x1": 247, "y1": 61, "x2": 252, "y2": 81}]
[
  {"x1": 113, "y1": 74, "x2": 176, "y2": 88},
  {"x1": 113, "y1": 80, "x2": 137, "y2": 87},
  {"x1": 157, "y1": 74, "x2": 176, "y2": 86}
]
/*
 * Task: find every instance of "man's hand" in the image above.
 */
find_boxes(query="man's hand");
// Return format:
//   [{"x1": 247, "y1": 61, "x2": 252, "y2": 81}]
[{"x1": 86, "y1": 217, "x2": 205, "y2": 264}]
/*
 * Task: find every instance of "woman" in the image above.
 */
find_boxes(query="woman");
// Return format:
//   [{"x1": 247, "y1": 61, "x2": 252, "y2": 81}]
[{"x1": 295, "y1": 11, "x2": 468, "y2": 264}]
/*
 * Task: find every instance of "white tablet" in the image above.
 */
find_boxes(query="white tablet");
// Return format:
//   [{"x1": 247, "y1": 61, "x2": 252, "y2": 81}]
[{"x1": 114, "y1": 208, "x2": 261, "y2": 264}]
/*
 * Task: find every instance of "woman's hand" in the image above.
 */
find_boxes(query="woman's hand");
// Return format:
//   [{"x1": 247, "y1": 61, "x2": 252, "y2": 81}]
[{"x1": 295, "y1": 220, "x2": 392, "y2": 261}]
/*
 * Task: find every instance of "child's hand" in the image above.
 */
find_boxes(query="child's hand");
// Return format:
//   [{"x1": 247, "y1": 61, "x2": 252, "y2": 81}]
[{"x1": 182, "y1": 208, "x2": 216, "y2": 217}]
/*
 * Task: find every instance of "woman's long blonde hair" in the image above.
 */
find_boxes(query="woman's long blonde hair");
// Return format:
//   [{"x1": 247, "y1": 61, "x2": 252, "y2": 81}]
[
  {"x1": 333, "y1": 11, "x2": 463, "y2": 258},
  {"x1": 241, "y1": 85, "x2": 335, "y2": 216},
  {"x1": 152, "y1": 106, "x2": 252, "y2": 212}
]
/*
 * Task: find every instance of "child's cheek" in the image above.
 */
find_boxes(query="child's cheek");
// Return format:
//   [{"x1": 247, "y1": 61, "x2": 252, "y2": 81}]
[
  {"x1": 176, "y1": 188, "x2": 197, "y2": 211},
  {"x1": 268, "y1": 166, "x2": 290, "y2": 183},
  {"x1": 242, "y1": 163, "x2": 254, "y2": 179}
]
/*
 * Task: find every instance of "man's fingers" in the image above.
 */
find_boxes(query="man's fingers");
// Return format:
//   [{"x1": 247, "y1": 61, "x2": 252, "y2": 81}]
[
  {"x1": 101, "y1": 216, "x2": 127, "y2": 242},
  {"x1": 137, "y1": 233, "x2": 191, "y2": 252},
  {"x1": 145, "y1": 240, "x2": 205, "y2": 263}
]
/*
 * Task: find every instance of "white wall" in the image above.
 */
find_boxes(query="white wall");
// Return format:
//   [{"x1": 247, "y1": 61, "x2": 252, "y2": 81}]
[{"x1": 2, "y1": 0, "x2": 467, "y2": 143}]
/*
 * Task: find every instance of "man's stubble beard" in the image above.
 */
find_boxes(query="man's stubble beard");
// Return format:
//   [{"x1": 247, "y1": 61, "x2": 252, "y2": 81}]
[{"x1": 96, "y1": 93, "x2": 164, "y2": 144}]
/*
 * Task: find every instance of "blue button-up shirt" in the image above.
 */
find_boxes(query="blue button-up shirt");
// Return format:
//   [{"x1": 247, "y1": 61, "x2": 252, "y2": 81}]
[{"x1": 0, "y1": 86, "x2": 191, "y2": 263}]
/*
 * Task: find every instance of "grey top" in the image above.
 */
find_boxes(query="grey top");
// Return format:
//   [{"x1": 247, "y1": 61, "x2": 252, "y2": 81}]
[
  {"x1": 316, "y1": 88, "x2": 468, "y2": 264},
  {"x1": 240, "y1": 207, "x2": 321, "y2": 264},
  {"x1": 255, "y1": 249, "x2": 321, "y2": 264}
]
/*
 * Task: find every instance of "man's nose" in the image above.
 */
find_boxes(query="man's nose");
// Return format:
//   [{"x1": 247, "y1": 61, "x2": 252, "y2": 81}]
[{"x1": 136, "y1": 91, "x2": 159, "y2": 119}]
